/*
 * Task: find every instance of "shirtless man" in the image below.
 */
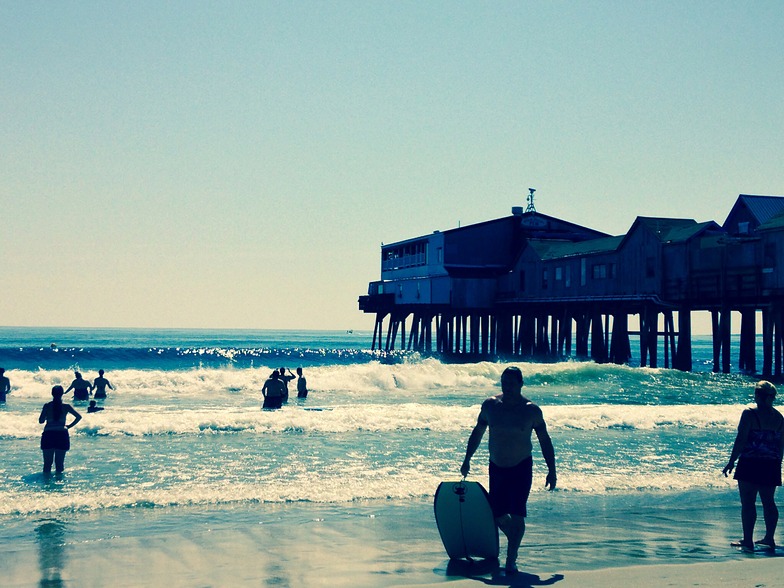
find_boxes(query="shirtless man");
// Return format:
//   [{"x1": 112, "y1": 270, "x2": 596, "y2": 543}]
[
  {"x1": 65, "y1": 371, "x2": 92, "y2": 401},
  {"x1": 92, "y1": 369, "x2": 115, "y2": 399},
  {"x1": 262, "y1": 371, "x2": 286, "y2": 410},
  {"x1": 296, "y1": 367, "x2": 308, "y2": 399},
  {"x1": 461, "y1": 366, "x2": 556, "y2": 574}
]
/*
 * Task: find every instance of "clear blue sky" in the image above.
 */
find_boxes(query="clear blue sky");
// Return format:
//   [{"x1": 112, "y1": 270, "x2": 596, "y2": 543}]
[{"x1": 2, "y1": 2, "x2": 783, "y2": 330}]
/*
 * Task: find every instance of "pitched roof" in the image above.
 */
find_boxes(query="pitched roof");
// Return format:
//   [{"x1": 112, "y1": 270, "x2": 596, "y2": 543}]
[
  {"x1": 756, "y1": 209, "x2": 784, "y2": 232},
  {"x1": 660, "y1": 220, "x2": 721, "y2": 243},
  {"x1": 635, "y1": 217, "x2": 698, "y2": 242},
  {"x1": 723, "y1": 194, "x2": 784, "y2": 228},
  {"x1": 525, "y1": 235, "x2": 624, "y2": 260}
]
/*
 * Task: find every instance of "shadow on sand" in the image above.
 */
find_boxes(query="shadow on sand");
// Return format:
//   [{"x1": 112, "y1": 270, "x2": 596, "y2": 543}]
[{"x1": 440, "y1": 559, "x2": 564, "y2": 588}]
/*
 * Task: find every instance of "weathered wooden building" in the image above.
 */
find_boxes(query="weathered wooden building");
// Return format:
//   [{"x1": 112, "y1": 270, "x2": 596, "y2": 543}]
[{"x1": 358, "y1": 193, "x2": 784, "y2": 377}]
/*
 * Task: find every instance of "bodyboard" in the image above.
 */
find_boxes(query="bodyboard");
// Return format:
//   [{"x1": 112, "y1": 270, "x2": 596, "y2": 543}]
[{"x1": 434, "y1": 480, "x2": 499, "y2": 560}]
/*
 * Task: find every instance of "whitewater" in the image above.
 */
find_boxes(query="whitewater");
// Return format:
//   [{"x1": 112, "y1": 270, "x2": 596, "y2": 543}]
[{"x1": 0, "y1": 327, "x2": 758, "y2": 521}]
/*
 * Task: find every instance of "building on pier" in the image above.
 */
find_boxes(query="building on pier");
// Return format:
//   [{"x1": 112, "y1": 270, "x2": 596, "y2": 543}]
[{"x1": 358, "y1": 193, "x2": 784, "y2": 377}]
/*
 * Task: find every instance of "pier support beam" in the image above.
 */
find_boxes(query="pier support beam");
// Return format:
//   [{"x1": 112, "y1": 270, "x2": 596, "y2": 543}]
[
  {"x1": 739, "y1": 309, "x2": 756, "y2": 374},
  {"x1": 640, "y1": 307, "x2": 659, "y2": 368},
  {"x1": 609, "y1": 313, "x2": 631, "y2": 365},
  {"x1": 590, "y1": 312, "x2": 607, "y2": 363},
  {"x1": 371, "y1": 312, "x2": 388, "y2": 351},
  {"x1": 575, "y1": 313, "x2": 590, "y2": 358},
  {"x1": 675, "y1": 309, "x2": 692, "y2": 372},
  {"x1": 712, "y1": 309, "x2": 731, "y2": 374}
]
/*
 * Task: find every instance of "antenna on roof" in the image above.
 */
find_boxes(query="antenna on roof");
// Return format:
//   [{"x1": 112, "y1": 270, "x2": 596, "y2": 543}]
[{"x1": 526, "y1": 188, "x2": 537, "y2": 213}]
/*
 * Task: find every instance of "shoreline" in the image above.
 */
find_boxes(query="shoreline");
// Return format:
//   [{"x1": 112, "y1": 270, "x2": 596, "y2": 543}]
[{"x1": 1, "y1": 491, "x2": 780, "y2": 587}]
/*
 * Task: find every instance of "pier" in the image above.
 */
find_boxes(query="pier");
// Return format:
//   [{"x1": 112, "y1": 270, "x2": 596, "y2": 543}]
[{"x1": 359, "y1": 193, "x2": 784, "y2": 377}]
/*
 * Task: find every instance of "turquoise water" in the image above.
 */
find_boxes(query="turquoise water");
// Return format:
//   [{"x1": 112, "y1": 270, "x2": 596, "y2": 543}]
[{"x1": 0, "y1": 328, "x2": 774, "y2": 576}]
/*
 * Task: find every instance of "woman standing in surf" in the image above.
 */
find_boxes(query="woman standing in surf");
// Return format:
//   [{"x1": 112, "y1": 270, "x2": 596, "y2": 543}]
[
  {"x1": 39, "y1": 385, "x2": 82, "y2": 474},
  {"x1": 723, "y1": 381, "x2": 784, "y2": 552}
]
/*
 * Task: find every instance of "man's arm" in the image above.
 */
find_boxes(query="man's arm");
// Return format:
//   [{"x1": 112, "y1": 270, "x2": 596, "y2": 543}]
[
  {"x1": 460, "y1": 408, "x2": 488, "y2": 477},
  {"x1": 534, "y1": 421, "x2": 556, "y2": 490}
]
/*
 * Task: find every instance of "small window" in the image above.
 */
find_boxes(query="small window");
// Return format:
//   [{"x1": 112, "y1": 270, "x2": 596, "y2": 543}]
[
  {"x1": 738, "y1": 222, "x2": 750, "y2": 235},
  {"x1": 565, "y1": 266, "x2": 571, "y2": 288},
  {"x1": 542, "y1": 269, "x2": 549, "y2": 289},
  {"x1": 555, "y1": 267, "x2": 563, "y2": 281},
  {"x1": 580, "y1": 258, "x2": 586, "y2": 286}
]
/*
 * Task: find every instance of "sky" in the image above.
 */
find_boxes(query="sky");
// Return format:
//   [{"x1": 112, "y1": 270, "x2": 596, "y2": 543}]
[{"x1": 2, "y1": 2, "x2": 783, "y2": 331}]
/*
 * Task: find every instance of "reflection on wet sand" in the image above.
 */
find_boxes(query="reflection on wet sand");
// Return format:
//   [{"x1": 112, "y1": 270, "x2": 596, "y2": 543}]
[{"x1": 36, "y1": 518, "x2": 68, "y2": 588}]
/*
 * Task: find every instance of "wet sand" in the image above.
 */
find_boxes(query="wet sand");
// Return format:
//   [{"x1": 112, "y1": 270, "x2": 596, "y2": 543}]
[{"x1": 1, "y1": 495, "x2": 781, "y2": 587}]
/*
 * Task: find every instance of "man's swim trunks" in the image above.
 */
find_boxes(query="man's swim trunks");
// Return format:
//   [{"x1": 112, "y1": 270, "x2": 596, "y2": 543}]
[
  {"x1": 74, "y1": 389, "x2": 89, "y2": 401},
  {"x1": 263, "y1": 395, "x2": 283, "y2": 410},
  {"x1": 41, "y1": 429, "x2": 70, "y2": 451},
  {"x1": 489, "y1": 456, "x2": 533, "y2": 518}
]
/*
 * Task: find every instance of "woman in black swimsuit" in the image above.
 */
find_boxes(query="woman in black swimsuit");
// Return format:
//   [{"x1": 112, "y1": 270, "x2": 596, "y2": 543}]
[
  {"x1": 723, "y1": 381, "x2": 784, "y2": 551},
  {"x1": 39, "y1": 385, "x2": 82, "y2": 474}
]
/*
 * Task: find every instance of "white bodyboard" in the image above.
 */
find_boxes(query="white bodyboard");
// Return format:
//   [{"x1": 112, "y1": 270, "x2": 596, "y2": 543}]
[{"x1": 434, "y1": 480, "x2": 499, "y2": 560}]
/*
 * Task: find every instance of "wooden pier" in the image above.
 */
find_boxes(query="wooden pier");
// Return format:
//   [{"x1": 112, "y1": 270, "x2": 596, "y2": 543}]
[{"x1": 359, "y1": 193, "x2": 784, "y2": 377}]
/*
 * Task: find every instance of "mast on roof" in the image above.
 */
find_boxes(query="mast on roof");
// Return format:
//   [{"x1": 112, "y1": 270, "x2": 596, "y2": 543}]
[{"x1": 526, "y1": 188, "x2": 537, "y2": 213}]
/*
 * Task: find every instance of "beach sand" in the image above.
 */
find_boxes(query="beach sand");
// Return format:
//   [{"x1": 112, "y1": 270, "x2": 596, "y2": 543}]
[{"x1": 2, "y1": 495, "x2": 782, "y2": 587}]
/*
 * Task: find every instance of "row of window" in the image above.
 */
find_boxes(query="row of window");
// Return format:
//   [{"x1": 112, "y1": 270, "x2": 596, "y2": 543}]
[
  {"x1": 382, "y1": 241, "x2": 428, "y2": 270},
  {"x1": 521, "y1": 261, "x2": 621, "y2": 291}
]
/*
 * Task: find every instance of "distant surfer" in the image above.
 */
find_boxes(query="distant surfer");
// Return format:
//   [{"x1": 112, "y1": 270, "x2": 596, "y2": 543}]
[
  {"x1": 65, "y1": 371, "x2": 92, "y2": 401},
  {"x1": 723, "y1": 380, "x2": 783, "y2": 552},
  {"x1": 262, "y1": 370, "x2": 286, "y2": 410},
  {"x1": 278, "y1": 367, "x2": 295, "y2": 403},
  {"x1": 296, "y1": 367, "x2": 308, "y2": 399},
  {"x1": 87, "y1": 400, "x2": 104, "y2": 413},
  {"x1": 92, "y1": 369, "x2": 114, "y2": 399},
  {"x1": 39, "y1": 385, "x2": 82, "y2": 474},
  {"x1": 460, "y1": 366, "x2": 557, "y2": 575},
  {"x1": 0, "y1": 367, "x2": 10, "y2": 402}
]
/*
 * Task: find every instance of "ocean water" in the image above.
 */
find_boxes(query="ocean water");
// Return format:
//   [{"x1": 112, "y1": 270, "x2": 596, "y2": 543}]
[{"x1": 0, "y1": 327, "x2": 772, "y2": 578}]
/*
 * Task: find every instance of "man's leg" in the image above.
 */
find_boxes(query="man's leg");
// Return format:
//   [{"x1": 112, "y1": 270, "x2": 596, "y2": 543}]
[
  {"x1": 757, "y1": 485, "x2": 778, "y2": 547},
  {"x1": 496, "y1": 514, "x2": 525, "y2": 571},
  {"x1": 738, "y1": 480, "x2": 758, "y2": 549}
]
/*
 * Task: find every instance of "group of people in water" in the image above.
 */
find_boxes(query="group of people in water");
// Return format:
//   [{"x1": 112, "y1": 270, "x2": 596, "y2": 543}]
[
  {"x1": 261, "y1": 366, "x2": 308, "y2": 409},
  {"x1": 34, "y1": 369, "x2": 114, "y2": 475},
  {"x1": 1, "y1": 367, "x2": 113, "y2": 475},
  {"x1": 0, "y1": 368, "x2": 114, "y2": 406},
  {"x1": 28, "y1": 364, "x2": 310, "y2": 475},
  {"x1": 63, "y1": 369, "x2": 115, "y2": 401}
]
